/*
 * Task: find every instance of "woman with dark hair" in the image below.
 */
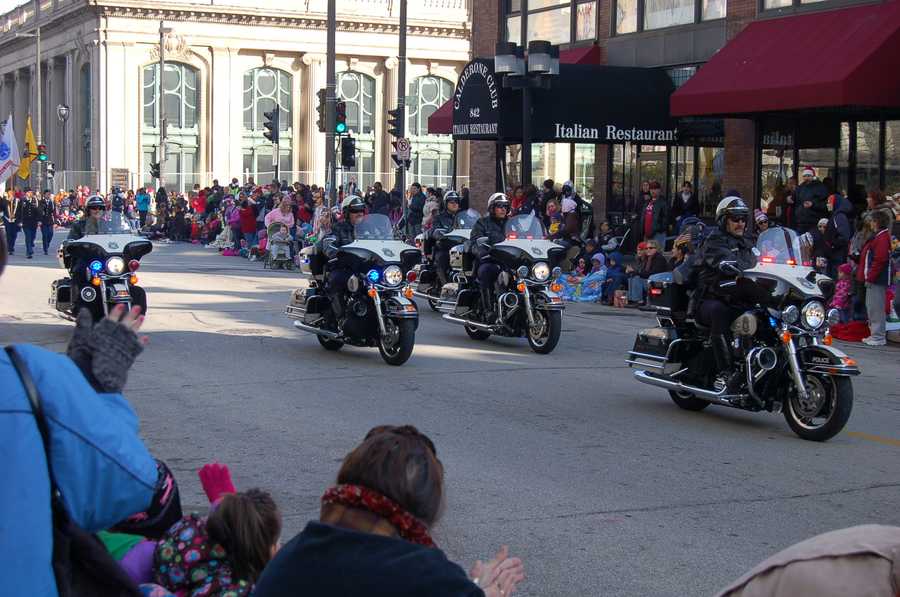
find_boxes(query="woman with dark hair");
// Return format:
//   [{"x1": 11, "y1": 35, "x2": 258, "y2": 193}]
[{"x1": 253, "y1": 425, "x2": 525, "y2": 597}]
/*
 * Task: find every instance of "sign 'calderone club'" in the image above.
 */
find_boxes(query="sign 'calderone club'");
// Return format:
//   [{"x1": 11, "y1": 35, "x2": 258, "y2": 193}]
[{"x1": 451, "y1": 58, "x2": 500, "y2": 139}]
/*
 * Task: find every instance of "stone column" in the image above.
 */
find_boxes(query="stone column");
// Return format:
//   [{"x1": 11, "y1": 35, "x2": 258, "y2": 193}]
[
  {"x1": 210, "y1": 47, "x2": 233, "y2": 182},
  {"x1": 64, "y1": 51, "x2": 74, "y2": 172},
  {"x1": 43, "y1": 61, "x2": 54, "y2": 165},
  {"x1": 301, "y1": 53, "x2": 326, "y2": 184},
  {"x1": 381, "y1": 56, "x2": 398, "y2": 182}
]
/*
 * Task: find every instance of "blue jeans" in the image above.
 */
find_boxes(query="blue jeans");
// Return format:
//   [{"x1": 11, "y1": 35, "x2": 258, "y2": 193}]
[
  {"x1": 22, "y1": 224, "x2": 37, "y2": 256},
  {"x1": 243, "y1": 231, "x2": 258, "y2": 248},
  {"x1": 40, "y1": 223, "x2": 53, "y2": 254},
  {"x1": 628, "y1": 276, "x2": 648, "y2": 303}
]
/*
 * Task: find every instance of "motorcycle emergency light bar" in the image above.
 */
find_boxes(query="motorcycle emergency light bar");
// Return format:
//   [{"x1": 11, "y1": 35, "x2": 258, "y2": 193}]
[
  {"x1": 786, "y1": 259, "x2": 796, "y2": 266},
  {"x1": 367, "y1": 269, "x2": 380, "y2": 283},
  {"x1": 761, "y1": 256, "x2": 775, "y2": 263},
  {"x1": 89, "y1": 260, "x2": 103, "y2": 272}
]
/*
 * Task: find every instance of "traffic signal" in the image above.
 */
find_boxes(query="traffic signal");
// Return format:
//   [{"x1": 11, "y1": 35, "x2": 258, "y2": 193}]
[
  {"x1": 46, "y1": 162, "x2": 55, "y2": 179},
  {"x1": 387, "y1": 107, "x2": 402, "y2": 138},
  {"x1": 150, "y1": 161, "x2": 161, "y2": 179},
  {"x1": 316, "y1": 89, "x2": 326, "y2": 133},
  {"x1": 340, "y1": 137, "x2": 356, "y2": 168},
  {"x1": 263, "y1": 107, "x2": 280, "y2": 144},
  {"x1": 335, "y1": 100, "x2": 347, "y2": 134},
  {"x1": 36, "y1": 144, "x2": 48, "y2": 162}
]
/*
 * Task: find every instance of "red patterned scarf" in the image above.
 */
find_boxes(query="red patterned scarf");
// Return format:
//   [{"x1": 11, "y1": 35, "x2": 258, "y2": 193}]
[{"x1": 321, "y1": 484, "x2": 435, "y2": 547}]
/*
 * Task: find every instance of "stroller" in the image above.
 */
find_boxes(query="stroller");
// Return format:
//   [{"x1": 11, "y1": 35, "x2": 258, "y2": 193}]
[{"x1": 264, "y1": 222, "x2": 294, "y2": 270}]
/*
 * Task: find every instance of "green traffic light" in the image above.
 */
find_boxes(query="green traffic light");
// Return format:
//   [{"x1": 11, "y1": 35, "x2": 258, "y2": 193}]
[
  {"x1": 335, "y1": 122, "x2": 347, "y2": 134},
  {"x1": 38, "y1": 154, "x2": 48, "y2": 162}
]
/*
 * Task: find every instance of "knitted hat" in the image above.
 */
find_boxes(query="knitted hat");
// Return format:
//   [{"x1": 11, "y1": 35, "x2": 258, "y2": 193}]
[
  {"x1": 802, "y1": 166, "x2": 816, "y2": 178},
  {"x1": 818, "y1": 218, "x2": 829, "y2": 227},
  {"x1": 754, "y1": 209, "x2": 768, "y2": 223}
]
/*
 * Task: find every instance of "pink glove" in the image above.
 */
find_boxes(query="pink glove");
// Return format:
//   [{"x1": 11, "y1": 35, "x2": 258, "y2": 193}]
[{"x1": 198, "y1": 462, "x2": 236, "y2": 504}]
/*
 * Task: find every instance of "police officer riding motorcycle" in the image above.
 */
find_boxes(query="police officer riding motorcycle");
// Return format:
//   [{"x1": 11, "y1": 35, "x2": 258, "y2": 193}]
[
  {"x1": 324, "y1": 195, "x2": 367, "y2": 317},
  {"x1": 471, "y1": 192, "x2": 510, "y2": 319},
  {"x1": 695, "y1": 197, "x2": 772, "y2": 391},
  {"x1": 430, "y1": 191, "x2": 461, "y2": 286}
]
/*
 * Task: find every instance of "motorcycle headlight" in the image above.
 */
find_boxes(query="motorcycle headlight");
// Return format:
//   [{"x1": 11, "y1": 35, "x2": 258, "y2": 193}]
[
  {"x1": 801, "y1": 301, "x2": 826, "y2": 330},
  {"x1": 106, "y1": 256, "x2": 126, "y2": 276},
  {"x1": 383, "y1": 265, "x2": 403, "y2": 287},
  {"x1": 781, "y1": 305, "x2": 799, "y2": 325},
  {"x1": 532, "y1": 262, "x2": 550, "y2": 282}
]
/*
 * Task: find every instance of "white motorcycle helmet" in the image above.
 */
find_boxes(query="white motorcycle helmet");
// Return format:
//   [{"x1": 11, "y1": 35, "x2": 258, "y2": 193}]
[{"x1": 487, "y1": 192, "x2": 510, "y2": 215}]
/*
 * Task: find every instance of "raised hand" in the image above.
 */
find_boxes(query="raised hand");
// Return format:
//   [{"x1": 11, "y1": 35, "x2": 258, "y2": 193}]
[{"x1": 470, "y1": 545, "x2": 526, "y2": 597}]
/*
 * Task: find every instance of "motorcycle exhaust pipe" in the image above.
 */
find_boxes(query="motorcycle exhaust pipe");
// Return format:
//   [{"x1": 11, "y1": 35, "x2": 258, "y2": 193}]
[
  {"x1": 442, "y1": 313, "x2": 494, "y2": 332},
  {"x1": 293, "y1": 321, "x2": 340, "y2": 339},
  {"x1": 633, "y1": 370, "x2": 746, "y2": 407},
  {"x1": 754, "y1": 347, "x2": 778, "y2": 371}
]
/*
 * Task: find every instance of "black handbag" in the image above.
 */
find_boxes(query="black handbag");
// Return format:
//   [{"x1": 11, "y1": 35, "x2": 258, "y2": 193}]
[{"x1": 5, "y1": 346, "x2": 141, "y2": 597}]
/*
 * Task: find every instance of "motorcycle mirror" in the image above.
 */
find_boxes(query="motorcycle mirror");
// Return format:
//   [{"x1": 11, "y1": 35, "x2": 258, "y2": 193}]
[
  {"x1": 752, "y1": 247, "x2": 761, "y2": 256},
  {"x1": 805, "y1": 270, "x2": 817, "y2": 283}
]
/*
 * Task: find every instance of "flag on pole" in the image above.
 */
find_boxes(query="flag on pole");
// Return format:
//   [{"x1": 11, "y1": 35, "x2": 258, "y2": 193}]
[
  {"x1": 17, "y1": 115, "x2": 37, "y2": 180},
  {"x1": 0, "y1": 114, "x2": 20, "y2": 185}
]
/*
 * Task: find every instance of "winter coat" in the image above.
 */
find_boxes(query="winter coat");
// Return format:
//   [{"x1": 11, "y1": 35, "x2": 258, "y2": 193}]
[
  {"x1": 153, "y1": 514, "x2": 251, "y2": 596},
  {"x1": 136, "y1": 191, "x2": 151, "y2": 212},
  {"x1": 824, "y1": 195, "x2": 853, "y2": 264},
  {"x1": 265, "y1": 209, "x2": 295, "y2": 230},
  {"x1": 829, "y1": 278, "x2": 853, "y2": 310},
  {"x1": 471, "y1": 215, "x2": 506, "y2": 246},
  {"x1": 407, "y1": 192, "x2": 427, "y2": 226},
  {"x1": 252, "y1": 522, "x2": 482, "y2": 597},
  {"x1": 239, "y1": 207, "x2": 257, "y2": 234},
  {"x1": 369, "y1": 190, "x2": 391, "y2": 216},
  {"x1": 696, "y1": 228, "x2": 758, "y2": 299},
  {"x1": 637, "y1": 252, "x2": 669, "y2": 279},
  {"x1": 638, "y1": 197, "x2": 668, "y2": 240},
  {"x1": 795, "y1": 180, "x2": 829, "y2": 233},
  {"x1": 857, "y1": 229, "x2": 892, "y2": 286},
  {"x1": 322, "y1": 220, "x2": 355, "y2": 256},
  {"x1": 1, "y1": 344, "x2": 157, "y2": 597}
]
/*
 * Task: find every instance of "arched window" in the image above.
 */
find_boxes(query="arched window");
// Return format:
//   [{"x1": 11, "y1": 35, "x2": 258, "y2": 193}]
[
  {"x1": 141, "y1": 62, "x2": 201, "y2": 191},
  {"x1": 242, "y1": 67, "x2": 293, "y2": 183},
  {"x1": 407, "y1": 75, "x2": 454, "y2": 189},
  {"x1": 337, "y1": 71, "x2": 376, "y2": 188}
]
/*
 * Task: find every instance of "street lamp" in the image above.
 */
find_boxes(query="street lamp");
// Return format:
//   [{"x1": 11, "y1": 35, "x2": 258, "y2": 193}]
[
  {"x1": 56, "y1": 104, "x2": 69, "y2": 188},
  {"x1": 494, "y1": 39, "x2": 560, "y2": 187},
  {"x1": 56, "y1": 103, "x2": 70, "y2": 123}
]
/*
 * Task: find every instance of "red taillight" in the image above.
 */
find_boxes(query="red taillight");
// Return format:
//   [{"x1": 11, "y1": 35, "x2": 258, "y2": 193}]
[
  {"x1": 761, "y1": 256, "x2": 774, "y2": 263},
  {"x1": 786, "y1": 259, "x2": 796, "y2": 266},
  {"x1": 802, "y1": 260, "x2": 812, "y2": 267},
  {"x1": 507, "y1": 233, "x2": 518, "y2": 240},
  {"x1": 128, "y1": 259, "x2": 140, "y2": 272},
  {"x1": 650, "y1": 287, "x2": 663, "y2": 296},
  {"x1": 406, "y1": 270, "x2": 417, "y2": 283}
]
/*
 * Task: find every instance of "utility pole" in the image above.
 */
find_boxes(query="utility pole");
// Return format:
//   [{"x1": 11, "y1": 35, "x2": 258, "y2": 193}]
[
  {"x1": 519, "y1": 0, "x2": 531, "y2": 187},
  {"x1": 395, "y1": 0, "x2": 407, "y2": 196},
  {"x1": 325, "y1": 0, "x2": 336, "y2": 208},
  {"x1": 35, "y1": 1, "x2": 42, "y2": 192}
]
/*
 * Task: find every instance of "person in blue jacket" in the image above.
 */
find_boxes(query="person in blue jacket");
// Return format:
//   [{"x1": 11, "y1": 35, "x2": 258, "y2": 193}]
[{"x1": 0, "y1": 225, "x2": 159, "y2": 596}]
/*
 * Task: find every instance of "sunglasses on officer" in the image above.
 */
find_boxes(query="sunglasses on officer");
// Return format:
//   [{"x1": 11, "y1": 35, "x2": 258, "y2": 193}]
[{"x1": 727, "y1": 215, "x2": 747, "y2": 224}]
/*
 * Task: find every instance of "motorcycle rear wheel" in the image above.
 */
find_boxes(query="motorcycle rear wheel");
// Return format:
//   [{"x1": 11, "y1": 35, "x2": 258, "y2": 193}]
[
  {"x1": 379, "y1": 319, "x2": 415, "y2": 366},
  {"x1": 668, "y1": 390, "x2": 710, "y2": 411},
  {"x1": 783, "y1": 374, "x2": 852, "y2": 442}
]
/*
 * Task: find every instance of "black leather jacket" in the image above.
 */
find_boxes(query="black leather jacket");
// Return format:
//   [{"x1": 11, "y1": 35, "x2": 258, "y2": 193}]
[
  {"x1": 471, "y1": 215, "x2": 507, "y2": 246},
  {"x1": 431, "y1": 210, "x2": 458, "y2": 233},
  {"x1": 696, "y1": 227, "x2": 758, "y2": 300},
  {"x1": 321, "y1": 220, "x2": 355, "y2": 257}
]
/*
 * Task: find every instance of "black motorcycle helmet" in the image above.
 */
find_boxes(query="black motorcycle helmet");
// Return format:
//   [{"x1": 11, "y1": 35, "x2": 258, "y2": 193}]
[
  {"x1": 715, "y1": 196, "x2": 749, "y2": 229},
  {"x1": 341, "y1": 194, "x2": 366, "y2": 219},
  {"x1": 85, "y1": 195, "x2": 106, "y2": 211}
]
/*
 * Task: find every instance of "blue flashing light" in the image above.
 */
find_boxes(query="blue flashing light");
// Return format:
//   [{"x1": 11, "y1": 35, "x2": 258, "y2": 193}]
[
  {"x1": 89, "y1": 260, "x2": 103, "y2": 272},
  {"x1": 367, "y1": 269, "x2": 380, "y2": 283},
  {"x1": 769, "y1": 317, "x2": 778, "y2": 328}
]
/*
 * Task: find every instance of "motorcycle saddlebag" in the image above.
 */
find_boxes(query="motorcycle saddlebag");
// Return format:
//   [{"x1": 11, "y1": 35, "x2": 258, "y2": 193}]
[
  {"x1": 648, "y1": 272, "x2": 689, "y2": 313},
  {"x1": 631, "y1": 326, "x2": 678, "y2": 361},
  {"x1": 52, "y1": 278, "x2": 72, "y2": 306}
]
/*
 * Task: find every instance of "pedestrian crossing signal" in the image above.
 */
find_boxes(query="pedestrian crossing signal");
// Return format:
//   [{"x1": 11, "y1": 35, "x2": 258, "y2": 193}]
[
  {"x1": 37, "y1": 144, "x2": 48, "y2": 161},
  {"x1": 263, "y1": 109, "x2": 280, "y2": 144},
  {"x1": 335, "y1": 101, "x2": 347, "y2": 134}
]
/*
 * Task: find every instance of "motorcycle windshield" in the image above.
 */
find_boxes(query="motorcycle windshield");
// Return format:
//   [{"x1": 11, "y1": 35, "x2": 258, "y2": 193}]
[
  {"x1": 85, "y1": 216, "x2": 135, "y2": 235},
  {"x1": 354, "y1": 213, "x2": 395, "y2": 240},
  {"x1": 454, "y1": 208, "x2": 480, "y2": 230},
  {"x1": 505, "y1": 213, "x2": 547, "y2": 240},
  {"x1": 757, "y1": 227, "x2": 811, "y2": 266}
]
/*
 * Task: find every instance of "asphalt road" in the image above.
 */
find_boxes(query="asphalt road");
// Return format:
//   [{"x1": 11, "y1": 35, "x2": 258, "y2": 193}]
[{"x1": 2, "y1": 235, "x2": 899, "y2": 597}]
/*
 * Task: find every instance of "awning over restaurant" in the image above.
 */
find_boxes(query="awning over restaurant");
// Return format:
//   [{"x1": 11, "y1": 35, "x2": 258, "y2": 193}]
[
  {"x1": 447, "y1": 57, "x2": 678, "y2": 143},
  {"x1": 671, "y1": 1, "x2": 900, "y2": 118},
  {"x1": 427, "y1": 98, "x2": 453, "y2": 135},
  {"x1": 428, "y1": 45, "x2": 604, "y2": 136}
]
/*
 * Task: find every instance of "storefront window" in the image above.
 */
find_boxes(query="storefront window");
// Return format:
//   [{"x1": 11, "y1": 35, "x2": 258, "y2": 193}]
[
  {"x1": 530, "y1": 0, "x2": 568, "y2": 8},
  {"x1": 506, "y1": 145, "x2": 522, "y2": 188},
  {"x1": 760, "y1": 125, "x2": 794, "y2": 212},
  {"x1": 855, "y1": 121, "x2": 882, "y2": 197},
  {"x1": 506, "y1": 15, "x2": 521, "y2": 41},
  {"x1": 644, "y1": 0, "x2": 694, "y2": 30},
  {"x1": 528, "y1": 8, "x2": 572, "y2": 45},
  {"x1": 701, "y1": 0, "x2": 725, "y2": 20},
  {"x1": 610, "y1": 143, "x2": 636, "y2": 219},
  {"x1": 574, "y1": 144, "x2": 595, "y2": 201},
  {"x1": 576, "y1": 1, "x2": 597, "y2": 40},
  {"x1": 530, "y1": 143, "x2": 571, "y2": 188},
  {"x1": 763, "y1": 0, "x2": 792, "y2": 8},
  {"x1": 885, "y1": 121, "x2": 900, "y2": 195},
  {"x1": 615, "y1": 0, "x2": 638, "y2": 33},
  {"x1": 798, "y1": 148, "x2": 836, "y2": 184},
  {"x1": 697, "y1": 146, "x2": 724, "y2": 218},
  {"x1": 669, "y1": 145, "x2": 695, "y2": 205}
]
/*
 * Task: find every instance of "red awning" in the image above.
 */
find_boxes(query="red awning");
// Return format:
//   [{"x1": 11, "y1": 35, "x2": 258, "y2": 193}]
[
  {"x1": 671, "y1": 1, "x2": 900, "y2": 117},
  {"x1": 429, "y1": 44, "x2": 604, "y2": 135},
  {"x1": 427, "y1": 98, "x2": 453, "y2": 135},
  {"x1": 560, "y1": 44, "x2": 603, "y2": 65}
]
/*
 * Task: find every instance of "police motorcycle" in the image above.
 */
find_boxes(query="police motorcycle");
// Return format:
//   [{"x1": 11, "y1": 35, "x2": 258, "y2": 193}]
[
  {"x1": 412, "y1": 208, "x2": 480, "y2": 311},
  {"x1": 441, "y1": 211, "x2": 566, "y2": 354},
  {"x1": 626, "y1": 226, "x2": 859, "y2": 441},
  {"x1": 285, "y1": 212, "x2": 421, "y2": 366},
  {"x1": 51, "y1": 210, "x2": 152, "y2": 322}
]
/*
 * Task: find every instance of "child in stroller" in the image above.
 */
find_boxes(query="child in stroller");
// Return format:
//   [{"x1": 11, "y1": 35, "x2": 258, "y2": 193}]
[{"x1": 267, "y1": 223, "x2": 293, "y2": 269}]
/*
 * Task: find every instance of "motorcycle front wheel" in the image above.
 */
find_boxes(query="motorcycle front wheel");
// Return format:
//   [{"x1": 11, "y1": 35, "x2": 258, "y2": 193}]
[
  {"x1": 526, "y1": 310, "x2": 562, "y2": 354},
  {"x1": 379, "y1": 318, "x2": 415, "y2": 366},
  {"x1": 783, "y1": 374, "x2": 853, "y2": 442},
  {"x1": 131, "y1": 285, "x2": 148, "y2": 317}
]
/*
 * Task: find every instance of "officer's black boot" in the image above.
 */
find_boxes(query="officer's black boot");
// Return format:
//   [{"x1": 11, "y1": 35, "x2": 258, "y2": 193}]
[
  {"x1": 329, "y1": 292, "x2": 344, "y2": 320},
  {"x1": 480, "y1": 287, "x2": 495, "y2": 322},
  {"x1": 711, "y1": 334, "x2": 740, "y2": 394}
]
